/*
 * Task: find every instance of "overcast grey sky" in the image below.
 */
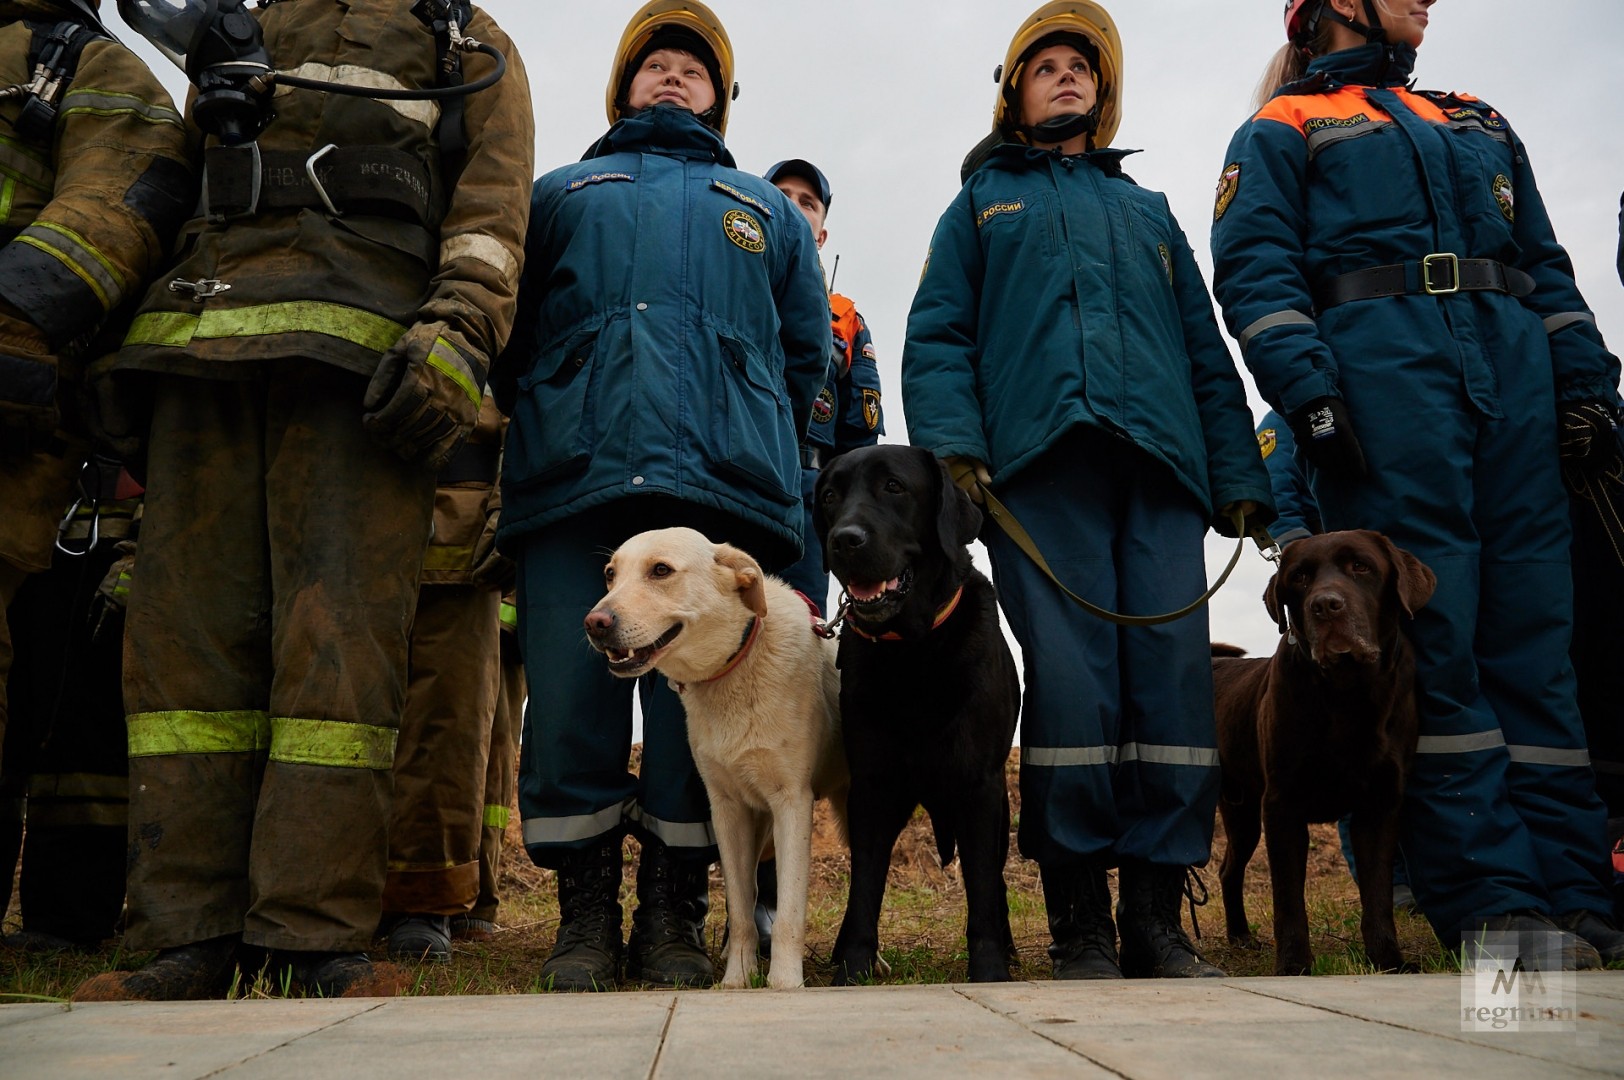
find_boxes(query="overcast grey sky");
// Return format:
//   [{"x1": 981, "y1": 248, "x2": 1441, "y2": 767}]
[{"x1": 114, "y1": 0, "x2": 1624, "y2": 660}]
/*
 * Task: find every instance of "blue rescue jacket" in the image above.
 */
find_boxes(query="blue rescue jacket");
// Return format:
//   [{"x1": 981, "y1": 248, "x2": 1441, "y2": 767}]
[
  {"x1": 493, "y1": 106, "x2": 832, "y2": 557},
  {"x1": 805, "y1": 290, "x2": 884, "y2": 456},
  {"x1": 1256, "y1": 409, "x2": 1320, "y2": 546},
  {"x1": 903, "y1": 143, "x2": 1272, "y2": 532},
  {"x1": 1211, "y1": 44, "x2": 1620, "y2": 420}
]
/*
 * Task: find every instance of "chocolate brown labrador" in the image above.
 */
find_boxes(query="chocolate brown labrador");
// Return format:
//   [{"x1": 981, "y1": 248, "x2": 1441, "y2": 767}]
[{"x1": 1213, "y1": 529, "x2": 1436, "y2": 975}]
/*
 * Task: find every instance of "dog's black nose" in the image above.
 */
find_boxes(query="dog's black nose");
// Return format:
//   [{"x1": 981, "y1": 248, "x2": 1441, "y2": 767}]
[
  {"x1": 829, "y1": 524, "x2": 868, "y2": 553},
  {"x1": 584, "y1": 608, "x2": 615, "y2": 638},
  {"x1": 1309, "y1": 592, "x2": 1346, "y2": 620}
]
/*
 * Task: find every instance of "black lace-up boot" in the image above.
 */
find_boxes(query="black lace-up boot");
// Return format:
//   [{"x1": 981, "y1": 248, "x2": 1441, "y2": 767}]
[
  {"x1": 1041, "y1": 859, "x2": 1122, "y2": 979},
  {"x1": 540, "y1": 837, "x2": 625, "y2": 991},
  {"x1": 626, "y1": 842, "x2": 713, "y2": 987},
  {"x1": 1117, "y1": 859, "x2": 1226, "y2": 978}
]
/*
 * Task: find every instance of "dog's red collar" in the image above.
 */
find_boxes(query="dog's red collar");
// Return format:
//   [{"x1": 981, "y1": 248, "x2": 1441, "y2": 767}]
[
  {"x1": 674, "y1": 616, "x2": 762, "y2": 694},
  {"x1": 845, "y1": 586, "x2": 964, "y2": 642}
]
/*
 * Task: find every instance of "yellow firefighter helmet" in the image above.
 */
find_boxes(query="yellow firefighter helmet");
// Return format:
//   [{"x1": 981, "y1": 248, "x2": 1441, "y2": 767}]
[
  {"x1": 606, "y1": 0, "x2": 739, "y2": 135},
  {"x1": 992, "y1": 1, "x2": 1123, "y2": 148}
]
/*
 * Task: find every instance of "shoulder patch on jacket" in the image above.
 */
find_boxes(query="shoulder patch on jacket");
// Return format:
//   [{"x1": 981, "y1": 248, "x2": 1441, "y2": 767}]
[
  {"x1": 976, "y1": 199, "x2": 1026, "y2": 228},
  {"x1": 861, "y1": 388, "x2": 881, "y2": 431},
  {"x1": 1257, "y1": 428, "x2": 1278, "y2": 460},
  {"x1": 710, "y1": 179, "x2": 775, "y2": 218},
  {"x1": 1492, "y1": 173, "x2": 1515, "y2": 221},
  {"x1": 564, "y1": 171, "x2": 636, "y2": 192},
  {"x1": 1213, "y1": 163, "x2": 1240, "y2": 222}
]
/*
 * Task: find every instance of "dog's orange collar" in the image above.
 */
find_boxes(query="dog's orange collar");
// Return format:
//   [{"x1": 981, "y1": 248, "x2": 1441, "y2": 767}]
[
  {"x1": 674, "y1": 616, "x2": 762, "y2": 694},
  {"x1": 845, "y1": 586, "x2": 964, "y2": 642}
]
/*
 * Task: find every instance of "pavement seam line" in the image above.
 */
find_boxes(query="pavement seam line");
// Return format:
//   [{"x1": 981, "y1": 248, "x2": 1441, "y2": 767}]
[
  {"x1": 644, "y1": 993, "x2": 680, "y2": 1080},
  {"x1": 951, "y1": 984, "x2": 1133, "y2": 1078},
  {"x1": 196, "y1": 1000, "x2": 390, "y2": 1078},
  {"x1": 1229, "y1": 983, "x2": 1613, "y2": 1073}
]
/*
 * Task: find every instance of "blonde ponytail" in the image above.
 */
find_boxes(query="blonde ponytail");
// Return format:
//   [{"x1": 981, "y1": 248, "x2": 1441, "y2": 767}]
[{"x1": 1254, "y1": 43, "x2": 1310, "y2": 109}]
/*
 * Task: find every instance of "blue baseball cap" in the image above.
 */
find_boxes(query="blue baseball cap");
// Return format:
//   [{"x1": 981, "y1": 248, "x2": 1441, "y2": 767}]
[{"x1": 764, "y1": 158, "x2": 832, "y2": 210}]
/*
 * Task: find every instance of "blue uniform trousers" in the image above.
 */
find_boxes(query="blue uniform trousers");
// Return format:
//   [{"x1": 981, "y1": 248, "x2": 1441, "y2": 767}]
[
  {"x1": 514, "y1": 499, "x2": 790, "y2": 868},
  {"x1": 985, "y1": 431, "x2": 1220, "y2": 870},
  {"x1": 1310, "y1": 311, "x2": 1612, "y2": 940}
]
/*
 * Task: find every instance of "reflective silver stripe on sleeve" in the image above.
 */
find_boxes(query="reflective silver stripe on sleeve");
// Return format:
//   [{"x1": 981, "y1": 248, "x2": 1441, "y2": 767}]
[
  {"x1": 1506, "y1": 745, "x2": 1592, "y2": 768},
  {"x1": 1022, "y1": 746, "x2": 1118, "y2": 767},
  {"x1": 1543, "y1": 312, "x2": 1595, "y2": 335},
  {"x1": 626, "y1": 803, "x2": 716, "y2": 849},
  {"x1": 441, "y1": 233, "x2": 518, "y2": 280},
  {"x1": 1238, "y1": 310, "x2": 1316, "y2": 352},
  {"x1": 1414, "y1": 730, "x2": 1507, "y2": 755},
  {"x1": 522, "y1": 801, "x2": 627, "y2": 845},
  {"x1": 1119, "y1": 743, "x2": 1221, "y2": 768},
  {"x1": 272, "y1": 64, "x2": 439, "y2": 129}
]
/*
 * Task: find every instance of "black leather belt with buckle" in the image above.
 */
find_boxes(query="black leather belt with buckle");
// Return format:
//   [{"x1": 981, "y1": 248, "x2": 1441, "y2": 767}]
[{"x1": 1316, "y1": 254, "x2": 1535, "y2": 311}]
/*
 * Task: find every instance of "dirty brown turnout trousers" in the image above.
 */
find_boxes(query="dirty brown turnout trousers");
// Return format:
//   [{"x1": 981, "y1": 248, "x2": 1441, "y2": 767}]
[
  {"x1": 124, "y1": 361, "x2": 434, "y2": 951},
  {"x1": 384, "y1": 405, "x2": 503, "y2": 917}
]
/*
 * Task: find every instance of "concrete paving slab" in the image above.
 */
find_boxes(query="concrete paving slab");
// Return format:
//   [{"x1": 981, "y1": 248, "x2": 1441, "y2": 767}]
[
  {"x1": 655, "y1": 983, "x2": 1113, "y2": 1078},
  {"x1": 0, "y1": 1003, "x2": 63, "y2": 1030},
  {"x1": 3, "y1": 998, "x2": 377, "y2": 1080},
  {"x1": 212, "y1": 991, "x2": 674, "y2": 1080},
  {"x1": 1236, "y1": 973, "x2": 1624, "y2": 1075},
  {"x1": 962, "y1": 978, "x2": 1614, "y2": 1080}
]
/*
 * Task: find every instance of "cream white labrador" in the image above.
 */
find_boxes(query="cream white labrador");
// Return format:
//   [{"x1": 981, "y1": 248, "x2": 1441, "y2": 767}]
[{"x1": 584, "y1": 527, "x2": 848, "y2": 989}]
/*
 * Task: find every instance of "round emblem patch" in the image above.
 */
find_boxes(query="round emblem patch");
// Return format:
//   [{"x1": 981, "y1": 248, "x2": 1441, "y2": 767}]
[
  {"x1": 724, "y1": 208, "x2": 766, "y2": 253},
  {"x1": 1492, "y1": 174, "x2": 1515, "y2": 222},
  {"x1": 1257, "y1": 427, "x2": 1278, "y2": 460},
  {"x1": 812, "y1": 387, "x2": 835, "y2": 423},
  {"x1": 1213, "y1": 162, "x2": 1241, "y2": 222}
]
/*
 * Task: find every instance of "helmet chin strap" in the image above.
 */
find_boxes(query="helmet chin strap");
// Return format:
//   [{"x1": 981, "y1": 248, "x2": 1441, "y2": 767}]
[
  {"x1": 1320, "y1": 0, "x2": 1390, "y2": 45},
  {"x1": 1023, "y1": 106, "x2": 1099, "y2": 147}
]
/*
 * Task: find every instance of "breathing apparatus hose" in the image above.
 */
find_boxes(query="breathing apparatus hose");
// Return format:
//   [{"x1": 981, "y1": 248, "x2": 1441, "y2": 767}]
[{"x1": 262, "y1": 40, "x2": 505, "y2": 100}]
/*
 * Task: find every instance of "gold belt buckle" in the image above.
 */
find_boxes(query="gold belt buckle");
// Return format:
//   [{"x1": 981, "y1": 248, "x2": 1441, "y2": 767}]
[{"x1": 1423, "y1": 252, "x2": 1460, "y2": 295}]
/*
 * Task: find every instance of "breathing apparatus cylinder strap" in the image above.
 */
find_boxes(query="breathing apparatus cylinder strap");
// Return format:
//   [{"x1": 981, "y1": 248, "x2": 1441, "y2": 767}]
[{"x1": 203, "y1": 144, "x2": 438, "y2": 225}]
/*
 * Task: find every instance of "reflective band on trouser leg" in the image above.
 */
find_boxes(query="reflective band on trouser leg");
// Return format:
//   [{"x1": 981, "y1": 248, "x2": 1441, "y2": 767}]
[
  {"x1": 25, "y1": 771, "x2": 129, "y2": 828},
  {"x1": 267, "y1": 717, "x2": 396, "y2": 769},
  {"x1": 523, "y1": 801, "x2": 630, "y2": 846},
  {"x1": 483, "y1": 804, "x2": 510, "y2": 828}
]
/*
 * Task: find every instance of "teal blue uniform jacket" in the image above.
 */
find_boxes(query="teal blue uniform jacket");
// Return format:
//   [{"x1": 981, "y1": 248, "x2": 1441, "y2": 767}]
[
  {"x1": 902, "y1": 143, "x2": 1272, "y2": 535},
  {"x1": 494, "y1": 105, "x2": 832, "y2": 558}
]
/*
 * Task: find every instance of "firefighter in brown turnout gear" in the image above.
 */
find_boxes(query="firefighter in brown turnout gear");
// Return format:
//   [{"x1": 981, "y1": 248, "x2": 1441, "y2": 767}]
[
  {"x1": 73, "y1": 0, "x2": 533, "y2": 1002},
  {"x1": 0, "y1": 0, "x2": 190, "y2": 787},
  {"x1": 382, "y1": 394, "x2": 510, "y2": 962}
]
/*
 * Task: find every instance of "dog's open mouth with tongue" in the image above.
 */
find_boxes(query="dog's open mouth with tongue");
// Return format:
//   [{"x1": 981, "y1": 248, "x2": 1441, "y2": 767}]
[{"x1": 844, "y1": 566, "x2": 913, "y2": 623}]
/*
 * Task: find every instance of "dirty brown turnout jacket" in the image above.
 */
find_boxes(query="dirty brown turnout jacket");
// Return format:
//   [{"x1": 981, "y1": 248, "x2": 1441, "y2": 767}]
[
  {"x1": 111, "y1": 0, "x2": 533, "y2": 395},
  {"x1": 0, "y1": 0, "x2": 190, "y2": 573}
]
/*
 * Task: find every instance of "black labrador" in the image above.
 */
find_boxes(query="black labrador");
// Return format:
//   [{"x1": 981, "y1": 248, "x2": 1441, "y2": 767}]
[{"x1": 814, "y1": 444, "x2": 1020, "y2": 983}]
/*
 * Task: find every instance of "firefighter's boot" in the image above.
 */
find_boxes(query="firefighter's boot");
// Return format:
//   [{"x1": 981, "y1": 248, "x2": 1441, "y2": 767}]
[
  {"x1": 1117, "y1": 860, "x2": 1226, "y2": 978},
  {"x1": 73, "y1": 935, "x2": 242, "y2": 1001},
  {"x1": 539, "y1": 838, "x2": 624, "y2": 992},
  {"x1": 1042, "y1": 859, "x2": 1122, "y2": 979},
  {"x1": 627, "y1": 842, "x2": 713, "y2": 987}
]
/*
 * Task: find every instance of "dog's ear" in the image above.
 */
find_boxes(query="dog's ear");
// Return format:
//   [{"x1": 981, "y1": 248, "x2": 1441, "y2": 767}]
[
  {"x1": 714, "y1": 543, "x2": 769, "y2": 618},
  {"x1": 933, "y1": 452, "x2": 982, "y2": 556},
  {"x1": 1263, "y1": 570, "x2": 1287, "y2": 635},
  {"x1": 1377, "y1": 534, "x2": 1437, "y2": 617}
]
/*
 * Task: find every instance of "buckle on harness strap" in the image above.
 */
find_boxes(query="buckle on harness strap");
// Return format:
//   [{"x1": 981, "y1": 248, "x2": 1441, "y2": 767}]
[
  {"x1": 1423, "y1": 252, "x2": 1460, "y2": 295},
  {"x1": 306, "y1": 144, "x2": 342, "y2": 217}
]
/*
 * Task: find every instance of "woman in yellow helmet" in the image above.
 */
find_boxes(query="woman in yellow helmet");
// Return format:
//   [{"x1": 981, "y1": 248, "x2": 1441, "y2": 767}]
[
  {"x1": 490, "y1": 1, "x2": 829, "y2": 992},
  {"x1": 901, "y1": 2, "x2": 1273, "y2": 981}
]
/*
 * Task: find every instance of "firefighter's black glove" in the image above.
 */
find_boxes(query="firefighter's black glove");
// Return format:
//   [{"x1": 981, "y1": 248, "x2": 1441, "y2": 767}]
[
  {"x1": 1287, "y1": 396, "x2": 1367, "y2": 480},
  {"x1": 1558, "y1": 400, "x2": 1620, "y2": 472},
  {"x1": 363, "y1": 322, "x2": 484, "y2": 471}
]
